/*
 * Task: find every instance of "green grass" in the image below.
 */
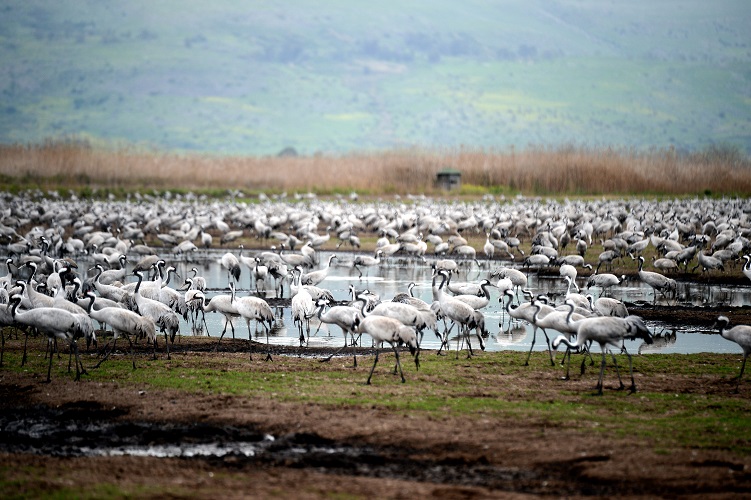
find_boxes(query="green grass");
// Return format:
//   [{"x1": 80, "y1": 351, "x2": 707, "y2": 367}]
[{"x1": 5, "y1": 346, "x2": 751, "y2": 454}]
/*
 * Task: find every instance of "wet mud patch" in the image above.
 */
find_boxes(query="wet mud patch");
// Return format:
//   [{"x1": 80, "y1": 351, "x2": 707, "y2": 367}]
[{"x1": 0, "y1": 401, "x2": 644, "y2": 496}]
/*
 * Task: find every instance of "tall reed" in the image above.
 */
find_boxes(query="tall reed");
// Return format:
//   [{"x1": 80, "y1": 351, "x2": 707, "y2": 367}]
[{"x1": 0, "y1": 141, "x2": 749, "y2": 195}]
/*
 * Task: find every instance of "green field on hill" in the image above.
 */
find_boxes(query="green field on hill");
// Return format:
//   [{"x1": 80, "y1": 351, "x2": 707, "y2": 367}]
[{"x1": 1, "y1": 1, "x2": 749, "y2": 156}]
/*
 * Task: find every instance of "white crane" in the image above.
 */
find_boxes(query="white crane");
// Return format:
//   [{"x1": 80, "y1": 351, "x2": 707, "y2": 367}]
[
  {"x1": 353, "y1": 250, "x2": 383, "y2": 279},
  {"x1": 237, "y1": 245, "x2": 258, "y2": 288},
  {"x1": 592, "y1": 296, "x2": 628, "y2": 318},
  {"x1": 552, "y1": 315, "x2": 652, "y2": 394},
  {"x1": 234, "y1": 294, "x2": 275, "y2": 361},
  {"x1": 532, "y1": 299, "x2": 594, "y2": 378},
  {"x1": 586, "y1": 273, "x2": 624, "y2": 296},
  {"x1": 434, "y1": 271, "x2": 486, "y2": 357},
  {"x1": 692, "y1": 251, "x2": 725, "y2": 275},
  {"x1": 291, "y1": 278, "x2": 316, "y2": 345},
  {"x1": 451, "y1": 279, "x2": 495, "y2": 311},
  {"x1": 483, "y1": 233, "x2": 494, "y2": 261},
  {"x1": 501, "y1": 289, "x2": 555, "y2": 366},
  {"x1": 353, "y1": 299, "x2": 419, "y2": 385},
  {"x1": 131, "y1": 270, "x2": 180, "y2": 359},
  {"x1": 188, "y1": 267, "x2": 207, "y2": 291},
  {"x1": 315, "y1": 298, "x2": 361, "y2": 366},
  {"x1": 370, "y1": 300, "x2": 436, "y2": 337},
  {"x1": 300, "y1": 254, "x2": 337, "y2": 286},
  {"x1": 712, "y1": 316, "x2": 751, "y2": 392},
  {"x1": 221, "y1": 251, "x2": 241, "y2": 285},
  {"x1": 742, "y1": 255, "x2": 751, "y2": 283},
  {"x1": 652, "y1": 256, "x2": 679, "y2": 274},
  {"x1": 182, "y1": 285, "x2": 208, "y2": 335},
  {"x1": 391, "y1": 282, "x2": 432, "y2": 311},
  {"x1": 94, "y1": 254, "x2": 128, "y2": 285},
  {"x1": 491, "y1": 267, "x2": 527, "y2": 296},
  {"x1": 10, "y1": 294, "x2": 86, "y2": 382},
  {"x1": 635, "y1": 255, "x2": 676, "y2": 304},
  {"x1": 203, "y1": 283, "x2": 240, "y2": 348},
  {"x1": 563, "y1": 276, "x2": 591, "y2": 310}
]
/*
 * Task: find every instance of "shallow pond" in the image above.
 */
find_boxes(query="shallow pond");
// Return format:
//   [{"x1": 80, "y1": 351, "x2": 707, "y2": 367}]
[{"x1": 126, "y1": 250, "x2": 751, "y2": 356}]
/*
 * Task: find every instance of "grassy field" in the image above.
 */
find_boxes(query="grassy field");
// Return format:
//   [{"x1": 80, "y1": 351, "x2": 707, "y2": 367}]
[
  {"x1": 1, "y1": 143, "x2": 750, "y2": 196},
  {"x1": 3, "y1": 339, "x2": 751, "y2": 456}
]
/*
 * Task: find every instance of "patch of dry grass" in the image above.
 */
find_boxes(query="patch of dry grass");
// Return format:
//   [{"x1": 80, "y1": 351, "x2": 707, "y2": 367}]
[{"x1": 1, "y1": 142, "x2": 749, "y2": 195}]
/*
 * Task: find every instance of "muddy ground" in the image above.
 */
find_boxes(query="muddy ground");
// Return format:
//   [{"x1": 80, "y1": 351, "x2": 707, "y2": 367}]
[{"x1": 1, "y1": 305, "x2": 751, "y2": 498}]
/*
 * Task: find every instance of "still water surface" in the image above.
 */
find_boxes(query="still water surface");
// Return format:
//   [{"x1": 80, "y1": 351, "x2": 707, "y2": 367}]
[{"x1": 158, "y1": 251, "x2": 751, "y2": 356}]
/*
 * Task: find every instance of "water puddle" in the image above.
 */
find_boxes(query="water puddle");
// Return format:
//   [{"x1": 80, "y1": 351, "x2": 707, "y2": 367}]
[{"x1": 0, "y1": 402, "x2": 553, "y2": 491}]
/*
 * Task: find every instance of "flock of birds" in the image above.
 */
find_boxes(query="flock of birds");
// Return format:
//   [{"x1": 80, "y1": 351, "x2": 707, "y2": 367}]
[{"x1": 1, "y1": 189, "x2": 751, "y2": 392}]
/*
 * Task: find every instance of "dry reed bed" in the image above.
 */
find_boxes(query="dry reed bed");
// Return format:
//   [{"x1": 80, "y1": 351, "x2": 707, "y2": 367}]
[{"x1": 1, "y1": 143, "x2": 750, "y2": 195}]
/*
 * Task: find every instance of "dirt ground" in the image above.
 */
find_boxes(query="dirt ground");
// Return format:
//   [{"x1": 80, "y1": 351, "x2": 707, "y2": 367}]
[{"x1": 2, "y1": 320, "x2": 751, "y2": 499}]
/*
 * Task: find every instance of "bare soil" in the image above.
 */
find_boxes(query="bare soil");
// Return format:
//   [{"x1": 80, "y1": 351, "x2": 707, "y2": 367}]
[{"x1": 2, "y1": 323, "x2": 751, "y2": 499}]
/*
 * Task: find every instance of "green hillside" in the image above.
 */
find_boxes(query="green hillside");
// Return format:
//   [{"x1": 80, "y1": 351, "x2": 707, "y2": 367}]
[{"x1": 0, "y1": 0, "x2": 749, "y2": 156}]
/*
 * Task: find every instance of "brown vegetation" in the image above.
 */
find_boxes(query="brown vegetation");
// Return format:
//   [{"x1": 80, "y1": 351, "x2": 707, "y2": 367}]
[{"x1": 1, "y1": 141, "x2": 750, "y2": 195}]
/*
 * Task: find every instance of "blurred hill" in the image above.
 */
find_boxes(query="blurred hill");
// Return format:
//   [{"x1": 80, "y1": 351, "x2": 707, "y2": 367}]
[{"x1": 1, "y1": 1, "x2": 749, "y2": 156}]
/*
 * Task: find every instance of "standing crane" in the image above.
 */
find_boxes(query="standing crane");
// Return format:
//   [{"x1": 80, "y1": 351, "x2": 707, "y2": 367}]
[
  {"x1": 234, "y1": 294, "x2": 275, "y2": 361},
  {"x1": 353, "y1": 298, "x2": 419, "y2": 385},
  {"x1": 552, "y1": 315, "x2": 652, "y2": 394},
  {"x1": 315, "y1": 298, "x2": 361, "y2": 366},
  {"x1": 10, "y1": 294, "x2": 86, "y2": 382},
  {"x1": 712, "y1": 316, "x2": 751, "y2": 392},
  {"x1": 635, "y1": 255, "x2": 676, "y2": 304}
]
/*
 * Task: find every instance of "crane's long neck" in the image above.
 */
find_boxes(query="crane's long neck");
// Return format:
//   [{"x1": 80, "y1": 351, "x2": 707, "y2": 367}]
[
  {"x1": 355, "y1": 296, "x2": 369, "y2": 317},
  {"x1": 565, "y1": 303, "x2": 575, "y2": 324},
  {"x1": 25, "y1": 263, "x2": 36, "y2": 284},
  {"x1": 9, "y1": 295, "x2": 21, "y2": 318},
  {"x1": 532, "y1": 302, "x2": 542, "y2": 323},
  {"x1": 134, "y1": 271, "x2": 144, "y2": 294},
  {"x1": 554, "y1": 335, "x2": 578, "y2": 351},
  {"x1": 84, "y1": 292, "x2": 96, "y2": 314}
]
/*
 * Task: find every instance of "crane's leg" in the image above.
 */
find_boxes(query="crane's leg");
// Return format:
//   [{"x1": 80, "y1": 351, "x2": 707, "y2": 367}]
[
  {"x1": 438, "y1": 322, "x2": 454, "y2": 355},
  {"x1": 366, "y1": 348, "x2": 381, "y2": 385},
  {"x1": 524, "y1": 326, "x2": 538, "y2": 366},
  {"x1": 21, "y1": 329, "x2": 29, "y2": 366},
  {"x1": 213, "y1": 319, "x2": 229, "y2": 351},
  {"x1": 245, "y1": 319, "x2": 254, "y2": 362},
  {"x1": 163, "y1": 332, "x2": 172, "y2": 360},
  {"x1": 464, "y1": 326, "x2": 475, "y2": 359},
  {"x1": 476, "y1": 325, "x2": 486, "y2": 352},
  {"x1": 610, "y1": 351, "x2": 625, "y2": 391},
  {"x1": 71, "y1": 340, "x2": 84, "y2": 381},
  {"x1": 93, "y1": 337, "x2": 117, "y2": 369},
  {"x1": 265, "y1": 324, "x2": 273, "y2": 362},
  {"x1": 125, "y1": 335, "x2": 137, "y2": 370},
  {"x1": 735, "y1": 355, "x2": 748, "y2": 393},
  {"x1": 595, "y1": 349, "x2": 607, "y2": 395},
  {"x1": 455, "y1": 326, "x2": 464, "y2": 359},
  {"x1": 392, "y1": 345, "x2": 406, "y2": 383},
  {"x1": 541, "y1": 328, "x2": 555, "y2": 366},
  {"x1": 199, "y1": 309, "x2": 209, "y2": 336},
  {"x1": 0, "y1": 330, "x2": 4, "y2": 367},
  {"x1": 559, "y1": 347, "x2": 571, "y2": 380},
  {"x1": 624, "y1": 349, "x2": 637, "y2": 394},
  {"x1": 45, "y1": 338, "x2": 54, "y2": 383}
]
